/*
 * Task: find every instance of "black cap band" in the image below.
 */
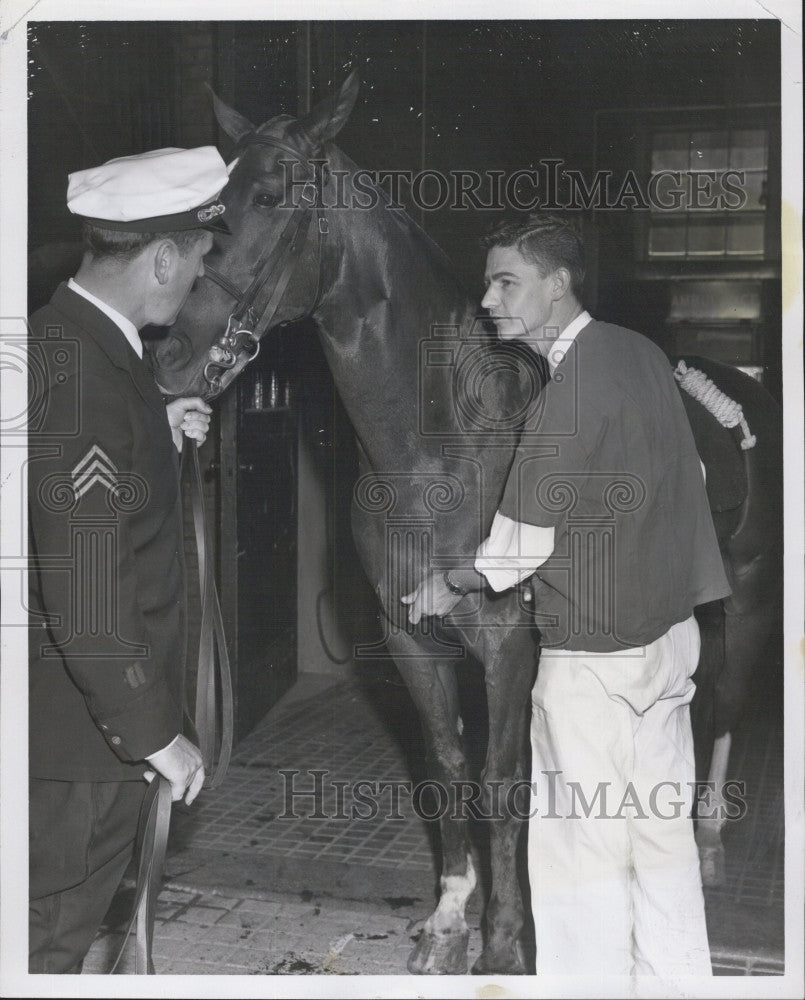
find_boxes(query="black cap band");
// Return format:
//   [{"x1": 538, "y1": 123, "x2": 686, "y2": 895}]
[{"x1": 80, "y1": 199, "x2": 230, "y2": 234}]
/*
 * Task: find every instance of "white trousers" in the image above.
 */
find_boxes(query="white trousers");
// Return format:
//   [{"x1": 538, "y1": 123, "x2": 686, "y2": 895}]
[{"x1": 529, "y1": 615, "x2": 712, "y2": 978}]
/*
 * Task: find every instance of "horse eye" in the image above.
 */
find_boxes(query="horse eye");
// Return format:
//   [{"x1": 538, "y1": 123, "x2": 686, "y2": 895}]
[{"x1": 253, "y1": 192, "x2": 279, "y2": 208}]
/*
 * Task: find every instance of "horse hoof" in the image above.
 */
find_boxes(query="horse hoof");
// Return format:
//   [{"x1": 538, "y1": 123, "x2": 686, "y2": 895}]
[
  {"x1": 699, "y1": 844, "x2": 726, "y2": 887},
  {"x1": 472, "y1": 940, "x2": 528, "y2": 975},
  {"x1": 407, "y1": 929, "x2": 469, "y2": 975}
]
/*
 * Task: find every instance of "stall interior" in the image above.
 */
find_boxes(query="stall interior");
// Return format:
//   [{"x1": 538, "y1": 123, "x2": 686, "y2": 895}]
[{"x1": 27, "y1": 19, "x2": 782, "y2": 733}]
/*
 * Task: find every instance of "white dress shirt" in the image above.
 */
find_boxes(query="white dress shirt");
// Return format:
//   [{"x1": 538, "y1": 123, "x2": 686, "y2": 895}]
[{"x1": 68, "y1": 277, "x2": 143, "y2": 358}]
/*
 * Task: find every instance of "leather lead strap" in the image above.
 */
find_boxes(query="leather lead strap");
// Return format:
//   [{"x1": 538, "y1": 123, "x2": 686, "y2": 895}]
[
  {"x1": 110, "y1": 777, "x2": 172, "y2": 975},
  {"x1": 186, "y1": 442, "x2": 234, "y2": 788},
  {"x1": 113, "y1": 443, "x2": 233, "y2": 973}
]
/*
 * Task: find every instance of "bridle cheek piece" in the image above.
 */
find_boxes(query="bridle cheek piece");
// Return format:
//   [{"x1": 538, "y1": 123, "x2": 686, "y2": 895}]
[{"x1": 199, "y1": 137, "x2": 327, "y2": 400}]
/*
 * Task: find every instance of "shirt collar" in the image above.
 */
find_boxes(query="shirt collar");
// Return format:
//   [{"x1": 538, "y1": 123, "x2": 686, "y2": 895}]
[
  {"x1": 545, "y1": 310, "x2": 592, "y2": 375},
  {"x1": 67, "y1": 277, "x2": 143, "y2": 359}
]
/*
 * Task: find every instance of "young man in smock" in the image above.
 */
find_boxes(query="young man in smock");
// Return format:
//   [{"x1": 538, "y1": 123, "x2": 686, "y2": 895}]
[{"x1": 403, "y1": 214, "x2": 729, "y2": 978}]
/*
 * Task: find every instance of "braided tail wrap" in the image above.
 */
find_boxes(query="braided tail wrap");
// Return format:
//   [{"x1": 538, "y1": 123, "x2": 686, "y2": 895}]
[{"x1": 674, "y1": 360, "x2": 757, "y2": 450}]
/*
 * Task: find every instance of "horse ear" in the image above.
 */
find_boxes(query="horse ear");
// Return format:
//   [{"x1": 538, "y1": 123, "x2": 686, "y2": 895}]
[
  {"x1": 290, "y1": 71, "x2": 360, "y2": 152},
  {"x1": 206, "y1": 84, "x2": 255, "y2": 143}
]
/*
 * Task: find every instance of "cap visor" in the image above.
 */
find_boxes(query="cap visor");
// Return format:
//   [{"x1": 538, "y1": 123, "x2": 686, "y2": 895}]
[{"x1": 203, "y1": 215, "x2": 232, "y2": 235}]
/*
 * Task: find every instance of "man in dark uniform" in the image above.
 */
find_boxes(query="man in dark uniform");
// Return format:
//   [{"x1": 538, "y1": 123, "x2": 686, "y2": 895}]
[
  {"x1": 403, "y1": 215, "x2": 731, "y2": 980},
  {"x1": 27, "y1": 146, "x2": 230, "y2": 972}
]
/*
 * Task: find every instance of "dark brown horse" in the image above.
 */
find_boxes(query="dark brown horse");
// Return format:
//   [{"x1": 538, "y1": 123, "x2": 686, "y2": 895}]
[{"x1": 150, "y1": 75, "x2": 782, "y2": 974}]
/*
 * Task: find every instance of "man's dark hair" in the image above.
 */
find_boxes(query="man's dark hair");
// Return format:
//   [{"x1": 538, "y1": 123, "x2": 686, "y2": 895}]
[
  {"x1": 482, "y1": 213, "x2": 586, "y2": 298},
  {"x1": 82, "y1": 223, "x2": 208, "y2": 263}
]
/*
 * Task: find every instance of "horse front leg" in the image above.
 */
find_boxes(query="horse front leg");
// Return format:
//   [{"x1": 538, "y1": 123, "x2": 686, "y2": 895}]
[
  {"x1": 471, "y1": 608, "x2": 537, "y2": 974},
  {"x1": 696, "y1": 731, "x2": 732, "y2": 887},
  {"x1": 692, "y1": 599, "x2": 726, "y2": 886},
  {"x1": 386, "y1": 632, "x2": 476, "y2": 975},
  {"x1": 696, "y1": 594, "x2": 778, "y2": 888}
]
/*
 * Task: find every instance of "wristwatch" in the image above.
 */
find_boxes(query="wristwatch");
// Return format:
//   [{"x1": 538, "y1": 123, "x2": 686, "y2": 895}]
[{"x1": 443, "y1": 570, "x2": 468, "y2": 597}]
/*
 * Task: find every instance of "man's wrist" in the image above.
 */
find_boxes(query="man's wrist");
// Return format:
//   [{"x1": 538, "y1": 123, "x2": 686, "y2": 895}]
[
  {"x1": 145, "y1": 733, "x2": 182, "y2": 760},
  {"x1": 443, "y1": 569, "x2": 468, "y2": 597},
  {"x1": 442, "y1": 567, "x2": 483, "y2": 596}
]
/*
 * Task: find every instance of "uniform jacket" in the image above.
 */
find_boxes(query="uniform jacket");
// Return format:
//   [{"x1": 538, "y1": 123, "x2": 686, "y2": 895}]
[
  {"x1": 28, "y1": 283, "x2": 185, "y2": 781},
  {"x1": 499, "y1": 319, "x2": 731, "y2": 652}
]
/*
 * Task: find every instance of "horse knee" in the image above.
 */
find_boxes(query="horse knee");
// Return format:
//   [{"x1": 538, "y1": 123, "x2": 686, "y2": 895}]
[
  {"x1": 426, "y1": 742, "x2": 466, "y2": 783},
  {"x1": 477, "y1": 769, "x2": 528, "y2": 822}
]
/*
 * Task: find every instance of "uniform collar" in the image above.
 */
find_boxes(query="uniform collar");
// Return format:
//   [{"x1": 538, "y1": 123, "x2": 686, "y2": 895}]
[
  {"x1": 51, "y1": 282, "x2": 167, "y2": 418},
  {"x1": 545, "y1": 310, "x2": 592, "y2": 375},
  {"x1": 68, "y1": 277, "x2": 143, "y2": 358}
]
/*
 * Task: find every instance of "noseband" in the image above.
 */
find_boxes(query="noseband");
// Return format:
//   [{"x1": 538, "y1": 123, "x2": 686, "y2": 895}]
[{"x1": 200, "y1": 135, "x2": 328, "y2": 399}]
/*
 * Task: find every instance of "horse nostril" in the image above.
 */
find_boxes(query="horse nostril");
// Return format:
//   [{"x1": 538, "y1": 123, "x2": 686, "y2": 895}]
[{"x1": 153, "y1": 334, "x2": 191, "y2": 371}]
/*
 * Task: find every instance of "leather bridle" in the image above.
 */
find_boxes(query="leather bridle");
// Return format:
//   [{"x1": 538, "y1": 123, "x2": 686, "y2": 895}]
[{"x1": 200, "y1": 134, "x2": 329, "y2": 399}]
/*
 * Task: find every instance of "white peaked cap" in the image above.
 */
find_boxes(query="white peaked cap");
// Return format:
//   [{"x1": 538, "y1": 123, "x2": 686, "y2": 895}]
[{"x1": 67, "y1": 146, "x2": 233, "y2": 233}]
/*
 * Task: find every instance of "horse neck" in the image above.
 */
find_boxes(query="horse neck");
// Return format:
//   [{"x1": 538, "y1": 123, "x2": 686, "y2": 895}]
[{"x1": 311, "y1": 151, "x2": 475, "y2": 467}]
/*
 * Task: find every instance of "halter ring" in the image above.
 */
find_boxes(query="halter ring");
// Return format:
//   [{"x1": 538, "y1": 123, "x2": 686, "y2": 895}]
[{"x1": 203, "y1": 363, "x2": 224, "y2": 393}]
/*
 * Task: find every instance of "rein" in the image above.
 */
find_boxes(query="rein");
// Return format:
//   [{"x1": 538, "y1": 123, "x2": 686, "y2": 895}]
[
  {"x1": 113, "y1": 443, "x2": 233, "y2": 973},
  {"x1": 200, "y1": 134, "x2": 329, "y2": 399}
]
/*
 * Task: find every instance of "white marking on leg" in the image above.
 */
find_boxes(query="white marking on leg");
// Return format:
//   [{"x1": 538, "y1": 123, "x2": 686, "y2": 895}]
[
  {"x1": 697, "y1": 729, "x2": 733, "y2": 888},
  {"x1": 423, "y1": 854, "x2": 476, "y2": 935},
  {"x1": 706, "y1": 731, "x2": 732, "y2": 833},
  {"x1": 457, "y1": 714, "x2": 463, "y2": 737},
  {"x1": 710, "y1": 731, "x2": 732, "y2": 785}
]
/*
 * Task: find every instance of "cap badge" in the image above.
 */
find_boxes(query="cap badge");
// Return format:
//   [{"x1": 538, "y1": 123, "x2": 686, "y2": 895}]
[{"x1": 197, "y1": 202, "x2": 226, "y2": 223}]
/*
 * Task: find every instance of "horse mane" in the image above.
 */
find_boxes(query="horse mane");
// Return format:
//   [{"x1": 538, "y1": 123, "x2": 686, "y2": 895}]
[{"x1": 326, "y1": 143, "x2": 471, "y2": 297}]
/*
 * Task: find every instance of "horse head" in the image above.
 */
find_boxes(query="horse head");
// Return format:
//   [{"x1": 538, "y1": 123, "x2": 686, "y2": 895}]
[{"x1": 149, "y1": 73, "x2": 360, "y2": 397}]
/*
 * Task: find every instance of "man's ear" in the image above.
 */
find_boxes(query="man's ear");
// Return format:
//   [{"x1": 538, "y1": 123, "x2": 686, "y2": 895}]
[
  {"x1": 552, "y1": 267, "x2": 572, "y2": 299},
  {"x1": 153, "y1": 240, "x2": 176, "y2": 286}
]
